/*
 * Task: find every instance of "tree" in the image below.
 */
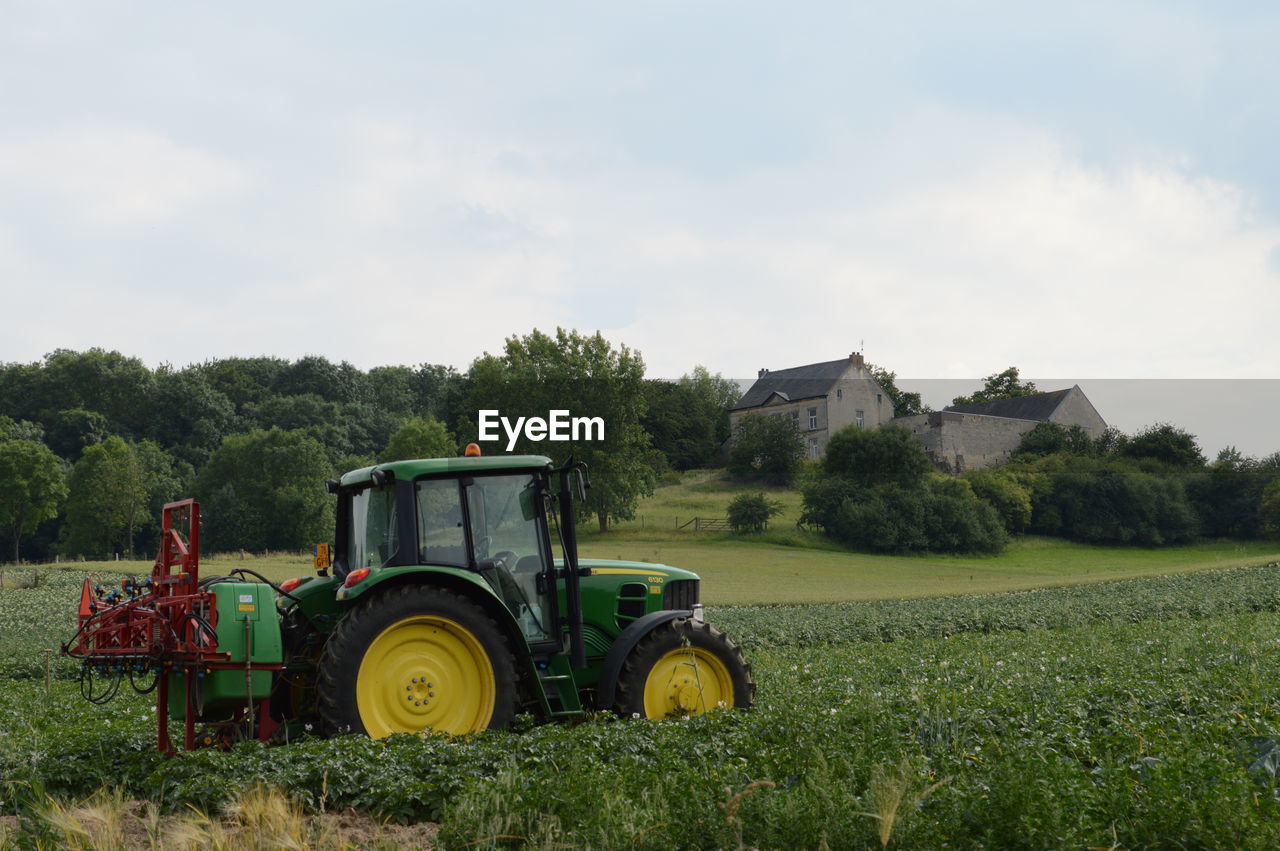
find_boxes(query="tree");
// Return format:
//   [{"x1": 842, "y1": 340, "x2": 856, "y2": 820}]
[
  {"x1": 383, "y1": 416, "x2": 456, "y2": 461},
  {"x1": 868, "y1": 364, "x2": 927, "y2": 417},
  {"x1": 245, "y1": 394, "x2": 352, "y2": 464},
  {"x1": 728, "y1": 414, "x2": 805, "y2": 486},
  {"x1": 0, "y1": 440, "x2": 67, "y2": 562},
  {"x1": 823, "y1": 424, "x2": 932, "y2": 488},
  {"x1": 951, "y1": 367, "x2": 1037, "y2": 407},
  {"x1": 61, "y1": 437, "x2": 148, "y2": 558},
  {"x1": 469, "y1": 328, "x2": 656, "y2": 532},
  {"x1": 40, "y1": 349, "x2": 154, "y2": 437},
  {"x1": 46, "y1": 409, "x2": 109, "y2": 460},
  {"x1": 1262, "y1": 479, "x2": 1280, "y2": 539},
  {"x1": 132, "y1": 440, "x2": 193, "y2": 556},
  {"x1": 0, "y1": 415, "x2": 44, "y2": 443},
  {"x1": 342, "y1": 402, "x2": 403, "y2": 460},
  {"x1": 414, "y1": 364, "x2": 469, "y2": 424},
  {"x1": 366, "y1": 365, "x2": 418, "y2": 417},
  {"x1": 643, "y1": 366, "x2": 742, "y2": 470},
  {"x1": 273, "y1": 355, "x2": 365, "y2": 404},
  {"x1": 193, "y1": 356, "x2": 288, "y2": 412},
  {"x1": 1119, "y1": 423, "x2": 1205, "y2": 469},
  {"x1": 146, "y1": 368, "x2": 236, "y2": 466},
  {"x1": 727, "y1": 492, "x2": 783, "y2": 534},
  {"x1": 195, "y1": 428, "x2": 333, "y2": 552}
]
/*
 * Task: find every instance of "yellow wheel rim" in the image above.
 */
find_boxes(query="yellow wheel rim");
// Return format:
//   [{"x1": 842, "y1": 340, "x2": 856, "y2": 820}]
[
  {"x1": 356, "y1": 615, "x2": 495, "y2": 737},
  {"x1": 642, "y1": 647, "x2": 735, "y2": 718}
]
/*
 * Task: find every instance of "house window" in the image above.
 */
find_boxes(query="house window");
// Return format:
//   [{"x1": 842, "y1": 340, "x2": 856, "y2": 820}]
[
  {"x1": 790, "y1": 410, "x2": 800, "y2": 426},
  {"x1": 809, "y1": 438, "x2": 820, "y2": 458},
  {"x1": 808, "y1": 407, "x2": 818, "y2": 430},
  {"x1": 876, "y1": 394, "x2": 882, "y2": 404},
  {"x1": 855, "y1": 409, "x2": 865, "y2": 427},
  {"x1": 837, "y1": 388, "x2": 843, "y2": 400}
]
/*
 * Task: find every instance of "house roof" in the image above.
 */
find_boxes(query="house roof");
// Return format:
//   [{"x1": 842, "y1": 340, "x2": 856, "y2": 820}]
[
  {"x1": 944, "y1": 387, "x2": 1074, "y2": 422},
  {"x1": 732, "y1": 358, "x2": 853, "y2": 411}
]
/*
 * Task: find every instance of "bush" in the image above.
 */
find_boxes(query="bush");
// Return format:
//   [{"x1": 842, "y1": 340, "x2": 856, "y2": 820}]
[
  {"x1": 962, "y1": 468, "x2": 1033, "y2": 533},
  {"x1": 1030, "y1": 461, "x2": 1197, "y2": 545},
  {"x1": 727, "y1": 493, "x2": 783, "y2": 534},
  {"x1": 801, "y1": 477, "x2": 1007, "y2": 554}
]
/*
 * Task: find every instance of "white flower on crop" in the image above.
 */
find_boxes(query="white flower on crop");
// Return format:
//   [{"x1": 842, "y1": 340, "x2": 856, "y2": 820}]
[{"x1": 305, "y1": 723, "x2": 313, "y2": 732}]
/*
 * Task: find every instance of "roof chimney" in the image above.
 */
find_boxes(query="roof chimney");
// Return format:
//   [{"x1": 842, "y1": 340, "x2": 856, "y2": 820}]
[
  {"x1": 758, "y1": 368, "x2": 769, "y2": 378},
  {"x1": 849, "y1": 352, "x2": 864, "y2": 368}
]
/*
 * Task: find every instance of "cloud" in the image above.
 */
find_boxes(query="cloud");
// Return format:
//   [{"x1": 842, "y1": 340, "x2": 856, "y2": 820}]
[
  {"x1": 0, "y1": 109, "x2": 1276, "y2": 386},
  {"x1": 0, "y1": 124, "x2": 247, "y2": 228},
  {"x1": 590, "y1": 113, "x2": 1280, "y2": 379}
]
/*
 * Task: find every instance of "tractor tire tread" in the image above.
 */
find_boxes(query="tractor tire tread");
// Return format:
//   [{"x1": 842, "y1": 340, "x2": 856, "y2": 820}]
[{"x1": 614, "y1": 618, "x2": 754, "y2": 718}]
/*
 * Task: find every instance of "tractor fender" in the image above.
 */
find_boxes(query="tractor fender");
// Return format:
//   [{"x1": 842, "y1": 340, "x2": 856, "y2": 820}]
[{"x1": 595, "y1": 609, "x2": 693, "y2": 710}]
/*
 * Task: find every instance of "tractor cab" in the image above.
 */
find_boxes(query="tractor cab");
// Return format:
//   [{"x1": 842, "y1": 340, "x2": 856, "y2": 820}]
[{"x1": 336, "y1": 462, "x2": 557, "y2": 642}]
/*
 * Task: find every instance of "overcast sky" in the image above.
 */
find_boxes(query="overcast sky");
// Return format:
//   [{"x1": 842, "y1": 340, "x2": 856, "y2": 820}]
[{"x1": 2, "y1": 2, "x2": 1277, "y2": 452}]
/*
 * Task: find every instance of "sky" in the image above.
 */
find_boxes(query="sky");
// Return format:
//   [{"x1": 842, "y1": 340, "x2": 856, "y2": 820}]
[{"x1": 1, "y1": 2, "x2": 1278, "y2": 453}]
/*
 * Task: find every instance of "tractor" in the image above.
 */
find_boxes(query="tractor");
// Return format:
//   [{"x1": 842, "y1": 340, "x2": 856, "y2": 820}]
[{"x1": 64, "y1": 451, "x2": 753, "y2": 750}]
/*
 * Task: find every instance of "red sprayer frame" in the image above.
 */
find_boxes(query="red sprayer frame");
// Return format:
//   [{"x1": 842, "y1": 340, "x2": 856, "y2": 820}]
[{"x1": 64, "y1": 499, "x2": 279, "y2": 753}]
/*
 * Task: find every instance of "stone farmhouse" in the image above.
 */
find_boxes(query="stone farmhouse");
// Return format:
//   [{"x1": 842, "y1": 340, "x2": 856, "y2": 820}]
[
  {"x1": 729, "y1": 353, "x2": 896, "y2": 460},
  {"x1": 729, "y1": 353, "x2": 1107, "y2": 473}
]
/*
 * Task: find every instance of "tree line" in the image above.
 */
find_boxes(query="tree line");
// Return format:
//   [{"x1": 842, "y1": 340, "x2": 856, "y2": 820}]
[{"x1": 0, "y1": 333, "x2": 739, "y2": 562}]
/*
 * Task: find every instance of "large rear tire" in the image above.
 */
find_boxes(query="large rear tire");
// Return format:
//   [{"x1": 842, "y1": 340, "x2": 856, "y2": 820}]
[
  {"x1": 615, "y1": 619, "x2": 754, "y2": 718},
  {"x1": 318, "y1": 585, "x2": 518, "y2": 738}
]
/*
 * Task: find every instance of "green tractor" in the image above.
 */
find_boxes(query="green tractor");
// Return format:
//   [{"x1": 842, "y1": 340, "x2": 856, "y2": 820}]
[{"x1": 67, "y1": 452, "x2": 753, "y2": 747}]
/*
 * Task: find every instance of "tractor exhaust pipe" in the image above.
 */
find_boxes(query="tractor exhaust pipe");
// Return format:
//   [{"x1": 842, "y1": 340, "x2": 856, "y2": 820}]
[{"x1": 557, "y1": 460, "x2": 589, "y2": 669}]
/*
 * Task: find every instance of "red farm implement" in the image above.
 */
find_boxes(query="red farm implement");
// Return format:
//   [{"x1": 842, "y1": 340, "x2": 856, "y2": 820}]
[{"x1": 62, "y1": 500, "x2": 283, "y2": 753}]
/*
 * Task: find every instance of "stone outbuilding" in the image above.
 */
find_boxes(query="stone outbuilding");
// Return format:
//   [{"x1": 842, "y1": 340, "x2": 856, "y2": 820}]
[
  {"x1": 729, "y1": 353, "x2": 895, "y2": 459},
  {"x1": 894, "y1": 385, "x2": 1107, "y2": 473}
]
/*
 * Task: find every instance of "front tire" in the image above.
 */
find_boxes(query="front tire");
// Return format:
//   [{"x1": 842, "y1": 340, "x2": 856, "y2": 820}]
[
  {"x1": 318, "y1": 585, "x2": 518, "y2": 738},
  {"x1": 615, "y1": 619, "x2": 754, "y2": 718}
]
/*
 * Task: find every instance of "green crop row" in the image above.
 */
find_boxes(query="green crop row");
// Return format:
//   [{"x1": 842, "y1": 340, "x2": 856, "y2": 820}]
[
  {"x1": 4, "y1": 614, "x2": 1280, "y2": 845},
  {"x1": 6, "y1": 565, "x2": 1280, "y2": 847}
]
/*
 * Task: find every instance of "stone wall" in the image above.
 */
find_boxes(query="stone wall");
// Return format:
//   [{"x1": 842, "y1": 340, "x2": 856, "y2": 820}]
[{"x1": 895, "y1": 411, "x2": 1041, "y2": 473}]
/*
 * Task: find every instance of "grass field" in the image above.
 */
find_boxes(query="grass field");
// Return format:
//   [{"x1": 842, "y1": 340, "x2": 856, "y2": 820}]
[{"x1": 27, "y1": 466, "x2": 1280, "y2": 606}]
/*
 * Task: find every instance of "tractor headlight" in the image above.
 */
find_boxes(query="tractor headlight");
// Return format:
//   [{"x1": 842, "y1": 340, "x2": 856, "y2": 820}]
[{"x1": 691, "y1": 603, "x2": 705, "y2": 623}]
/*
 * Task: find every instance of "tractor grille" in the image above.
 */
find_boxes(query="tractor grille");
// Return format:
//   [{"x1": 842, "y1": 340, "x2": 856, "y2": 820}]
[{"x1": 663, "y1": 579, "x2": 700, "y2": 611}]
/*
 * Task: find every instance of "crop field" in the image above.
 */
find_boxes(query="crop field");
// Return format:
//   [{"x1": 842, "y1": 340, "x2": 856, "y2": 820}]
[{"x1": 5, "y1": 562, "x2": 1280, "y2": 847}]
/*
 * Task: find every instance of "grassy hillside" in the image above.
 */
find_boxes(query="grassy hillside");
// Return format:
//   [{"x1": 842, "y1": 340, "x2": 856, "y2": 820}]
[
  {"x1": 578, "y1": 469, "x2": 1280, "y2": 604},
  {"x1": 40, "y1": 470, "x2": 1280, "y2": 606}
]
